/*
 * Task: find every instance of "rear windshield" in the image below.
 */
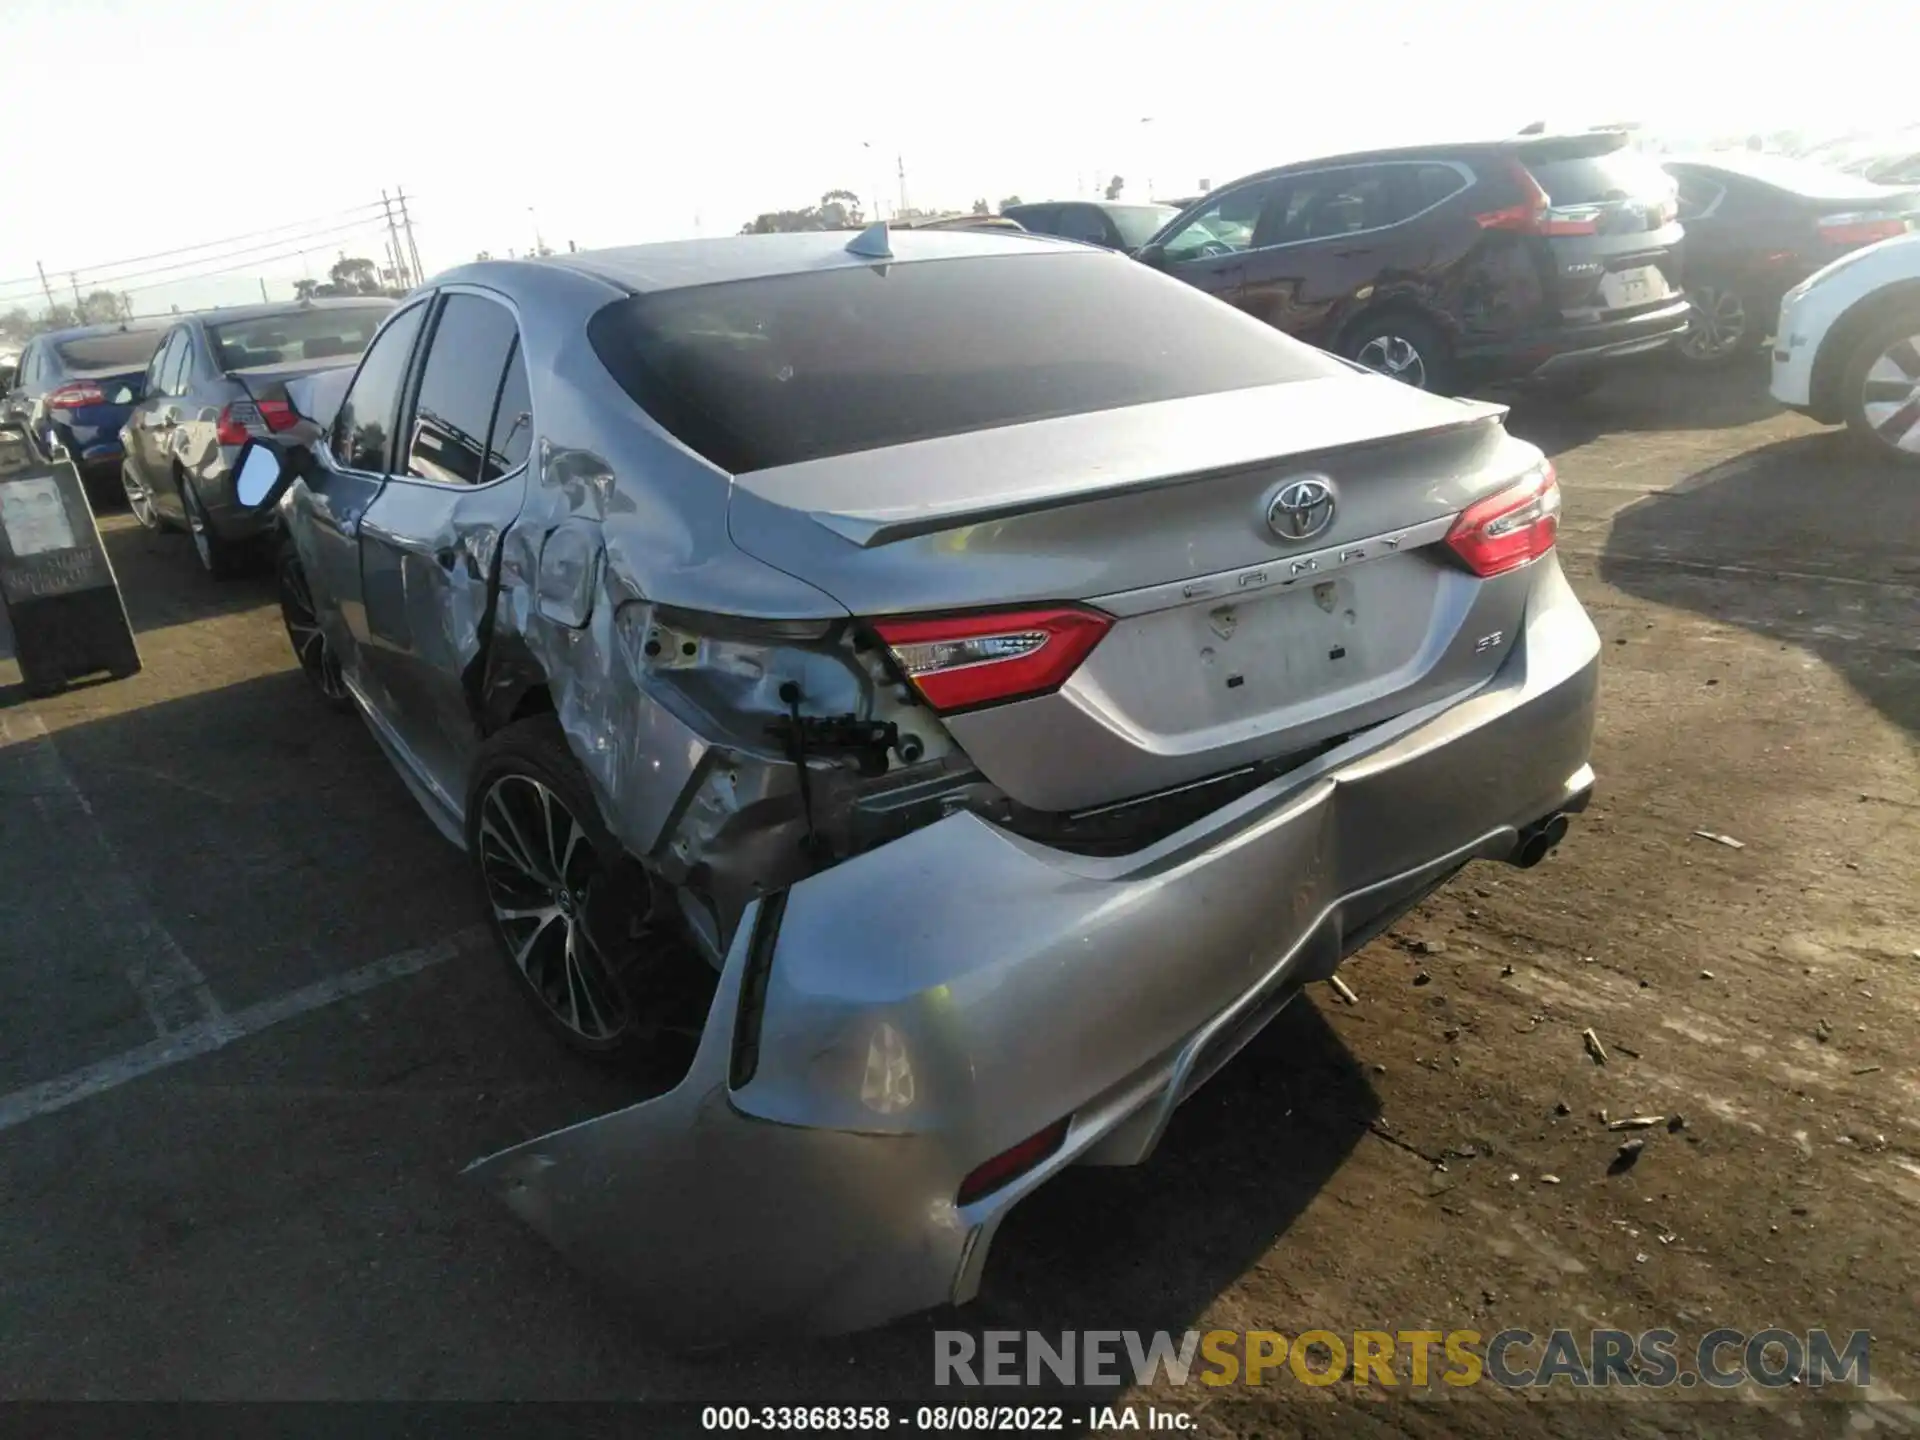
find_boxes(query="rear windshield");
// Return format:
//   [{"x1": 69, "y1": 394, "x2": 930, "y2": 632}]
[
  {"x1": 587, "y1": 252, "x2": 1341, "y2": 473},
  {"x1": 1525, "y1": 148, "x2": 1674, "y2": 205},
  {"x1": 53, "y1": 330, "x2": 164, "y2": 371},
  {"x1": 1105, "y1": 204, "x2": 1179, "y2": 248},
  {"x1": 210, "y1": 305, "x2": 394, "y2": 371}
]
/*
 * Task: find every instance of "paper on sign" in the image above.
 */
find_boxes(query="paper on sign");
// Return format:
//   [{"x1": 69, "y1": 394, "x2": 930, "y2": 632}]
[{"x1": 0, "y1": 477, "x2": 77, "y2": 557}]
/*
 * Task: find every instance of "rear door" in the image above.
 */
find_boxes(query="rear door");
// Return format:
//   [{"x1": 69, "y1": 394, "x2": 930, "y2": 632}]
[
  {"x1": 1510, "y1": 137, "x2": 1684, "y2": 322},
  {"x1": 354, "y1": 288, "x2": 532, "y2": 811},
  {"x1": 287, "y1": 299, "x2": 432, "y2": 712},
  {"x1": 1149, "y1": 177, "x2": 1281, "y2": 310},
  {"x1": 1238, "y1": 163, "x2": 1439, "y2": 343},
  {"x1": 128, "y1": 330, "x2": 189, "y2": 514}
]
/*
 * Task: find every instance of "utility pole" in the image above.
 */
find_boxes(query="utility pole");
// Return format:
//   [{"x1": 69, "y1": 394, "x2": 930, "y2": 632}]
[
  {"x1": 69, "y1": 272, "x2": 83, "y2": 310},
  {"x1": 36, "y1": 262, "x2": 57, "y2": 315},
  {"x1": 380, "y1": 189, "x2": 410, "y2": 288},
  {"x1": 259, "y1": 278, "x2": 270, "y2": 303},
  {"x1": 897, "y1": 154, "x2": 908, "y2": 219},
  {"x1": 396, "y1": 188, "x2": 424, "y2": 284}
]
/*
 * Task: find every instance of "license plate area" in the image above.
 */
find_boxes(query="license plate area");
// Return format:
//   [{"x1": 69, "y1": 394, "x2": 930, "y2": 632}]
[{"x1": 1600, "y1": 264, "x2": 1670, "y2": 309}]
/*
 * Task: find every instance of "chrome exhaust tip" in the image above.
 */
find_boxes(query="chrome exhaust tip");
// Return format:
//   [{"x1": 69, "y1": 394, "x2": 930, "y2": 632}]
[{"x1": 1511, "y1": 812, "x2": 1570, "y2": 869}]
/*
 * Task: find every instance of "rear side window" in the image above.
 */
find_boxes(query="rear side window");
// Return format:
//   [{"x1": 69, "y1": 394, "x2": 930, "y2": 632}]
[
  {"x1": 402, "y1": 294, "x2": 519, "y2": 485},
  {"x1": 1051, "y1": 205, "x2": 1116, "y2": 246},
  {"x1": 1525, "y1": 149, "x2": 1673, "y2": 204},
  {"x1": 331, "y1": 303, "x2": 428, "y2": 473},
  {"x1": 210, "y1": 306, "x2": 392, "y2": 371},
  {"x1": 486, "y1": 341, "x2": 533, "y2": 479},
  {"x1": 588, "y1": 251, "x2": 1343, "y2": 474},
  {"x1": 1260, "y1": 167, "x2": 1414, "y2": 245},
  {"x1": 53, "y1": 330, "x2": 164, "y2": 372},
  {"x1": 160, "y1": 332, "x2": 194, "y2": 395}
]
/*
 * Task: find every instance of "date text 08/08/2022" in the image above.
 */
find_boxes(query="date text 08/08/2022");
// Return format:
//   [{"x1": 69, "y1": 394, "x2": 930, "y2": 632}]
[{"x1": 701, "y1": 1405, "x2": 1192, "y2": 1431}]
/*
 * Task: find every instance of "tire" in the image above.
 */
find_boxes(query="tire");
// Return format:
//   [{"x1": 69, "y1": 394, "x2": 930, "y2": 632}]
[
  {"x1": 276, "y1": 540, "x2": 353, "y2": 712},
  {"x1": 1343, "y1": 312, "x2": 1452, "y2": 394},
  {"x1": 177, "y1": 470, "x2": 248, "y2": 579},
  {"x1": 1676, "y1": 284, "x2": 1765, "y2": 367},
  {"x1": 464, "y1": 715, "x2": 714, "y2": 1066},
  {"x1": 121, "y1": 463, "x2": 170, "y2": 532},
  {"x1": 1842, "y1": 304, "x2": 1920, "y2": 466}
]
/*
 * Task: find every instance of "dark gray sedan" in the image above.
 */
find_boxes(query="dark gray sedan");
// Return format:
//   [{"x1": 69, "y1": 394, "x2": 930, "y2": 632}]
[
  {"x1": 226, "y1": 225, "x2": 1599, "y2": 1341},
  {"x1": 119, "y1": 297, "x2": 393, "y2": 575}
]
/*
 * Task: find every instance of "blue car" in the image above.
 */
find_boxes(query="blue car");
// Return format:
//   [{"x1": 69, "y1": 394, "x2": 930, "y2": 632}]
[{"x1": 1, "y1": 321, "x2": 169, "y2": 506}]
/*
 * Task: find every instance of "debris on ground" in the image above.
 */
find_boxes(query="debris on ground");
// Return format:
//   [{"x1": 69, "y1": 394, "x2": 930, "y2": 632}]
[
  {"x1": 1540, "y1": 1174, "x2": 1561, "y2": 1185},
  {"x1": 1413, "y1": 972, "x2": 1432, "y2": 987},
  {"x1": 1852, "y1": 1065, "x2": 1882, "y2": 1076},
  {"x1": 1700, "y1": 970, "x2": 1715, "y2": 979},
  {"x1": 1329, "y1": 975, "x2": 1360, "y2": 1005},
  {"x1": 1501, "y1": 963, "x2": 1515, "y2": 978},
  {"x1": 1692, "y1": 830, "x2": 1747, "y2": 849},
  {"x1": 1610, "y1": 1139, "x2": 1647, "y2": 1174},
  {"x1": 1667, "y1": 1115, "x2": 1687, "y2": 1133},
  {"x1": 1555, "y1": 1101, "x2": 1572, "y2": 1116},
  {"x1": 1815, "y1": 1020, "x2": 1832, "y2": 1044},
  {"x1": 1608, "y1": 1115, "x2": 1667, "y2": 1131},
  {"x1": 1583, "y1": 1028, "x2": 1610, "y2": 1065},
  {"x1": 1411, "y1": 939, "x2": 1447, "y2": 956}
]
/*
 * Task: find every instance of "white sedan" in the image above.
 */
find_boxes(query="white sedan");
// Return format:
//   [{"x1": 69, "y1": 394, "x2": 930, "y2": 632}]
[{"x1": 1771, "y1": 229, "x2": 1920, "y2": 464}]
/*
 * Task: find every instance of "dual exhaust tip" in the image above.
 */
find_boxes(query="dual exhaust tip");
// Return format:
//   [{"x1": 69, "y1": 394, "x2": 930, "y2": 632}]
[{"x1": 1510, "y1": 812, "x2": 1571, "y2": 869}]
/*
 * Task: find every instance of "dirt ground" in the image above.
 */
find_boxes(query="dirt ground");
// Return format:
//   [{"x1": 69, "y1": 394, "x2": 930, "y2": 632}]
[{"x1": 0, "y1": 360, "x2": 1914, "y2": 1436}]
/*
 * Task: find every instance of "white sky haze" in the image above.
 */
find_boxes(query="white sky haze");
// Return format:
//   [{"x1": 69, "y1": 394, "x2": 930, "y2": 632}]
[{"x1": 0, "y1": 0, "x2": 1908, "y2": 317}]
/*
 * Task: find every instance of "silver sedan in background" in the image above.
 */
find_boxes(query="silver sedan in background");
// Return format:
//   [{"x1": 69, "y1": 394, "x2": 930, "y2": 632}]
[
  {"x1": 230, "y1": 225, "x2": 1600, "y2": 1340},
  {"x1": 120, "y1": 297, "x2": 393, "y2": 575}
]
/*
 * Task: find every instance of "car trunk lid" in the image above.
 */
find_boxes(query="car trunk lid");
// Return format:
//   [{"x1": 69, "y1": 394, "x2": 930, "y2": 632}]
[{"x1": 728, "y1": 376, "x2": 1553, "y2": 812}]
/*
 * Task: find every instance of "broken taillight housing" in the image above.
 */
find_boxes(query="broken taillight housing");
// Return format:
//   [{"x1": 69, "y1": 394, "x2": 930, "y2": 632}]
[
  {"x1": 872, "y1": 606, "x2": 1112, "y2": 713},
  {"x1": 1445, "y1": 461, "x2": 1561, "y2": 577}
]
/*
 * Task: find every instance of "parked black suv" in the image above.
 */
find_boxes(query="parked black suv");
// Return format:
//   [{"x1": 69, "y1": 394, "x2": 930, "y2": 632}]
[{"x1": 1137, "y1": 132, "x2": 1690, "y2": 393}]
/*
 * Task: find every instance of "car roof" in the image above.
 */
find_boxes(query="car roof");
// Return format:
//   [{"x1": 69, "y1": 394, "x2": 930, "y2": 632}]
[
  {"x1": 1007, "y1": 199, "x2": 1176, "y2": 212},
  {"x1": 36, "y1": 318, "x2": 171, "y2": 344},
  {"x1": 437, "y1": 228, "x2": 1079, "y2": 297},
  {"x1": 1197, "y1": 131, "x2": 1632, "y2": 197}
]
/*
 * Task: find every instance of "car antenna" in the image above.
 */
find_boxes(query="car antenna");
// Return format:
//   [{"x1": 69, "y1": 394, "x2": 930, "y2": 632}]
[{"x1": 845, "y1": 221, "x2": 892, "y2": 259}]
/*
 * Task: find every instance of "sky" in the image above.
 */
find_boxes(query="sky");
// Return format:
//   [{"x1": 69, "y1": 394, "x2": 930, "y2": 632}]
[{"x1": 0, "y1": 0, "x2": 1911, "y2": 319}]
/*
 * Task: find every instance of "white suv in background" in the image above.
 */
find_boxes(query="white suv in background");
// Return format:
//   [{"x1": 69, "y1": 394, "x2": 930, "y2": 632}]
[{"x1": 1771, "y1": 229, "x2": 1920, "y2": 465}]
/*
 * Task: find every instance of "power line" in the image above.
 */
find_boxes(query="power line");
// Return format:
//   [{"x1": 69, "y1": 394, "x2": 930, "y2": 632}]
[
  {"x1": 113, "y1": 224, "x2": 399, "y2": 297},
  {"x1": 0, "y1": 200, "x2": 389, "y2": 291},
  {"x1": 0, "y1": 216, "x2": 396, "y2": 305}
]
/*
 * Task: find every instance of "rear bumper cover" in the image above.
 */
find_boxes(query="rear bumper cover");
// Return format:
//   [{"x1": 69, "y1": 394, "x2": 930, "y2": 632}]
[
  {"x1": 466, "y1": 558, "x2": 1601, "y2": 1342},
  {"x1": 1463, "y1": 300, "x2": 1691, "y2": 380}
]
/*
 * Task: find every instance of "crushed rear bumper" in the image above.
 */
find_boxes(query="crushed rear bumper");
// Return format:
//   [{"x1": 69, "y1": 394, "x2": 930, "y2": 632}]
[{"x1": 466, "y1": 557, "x2": 1600, "y2": 1342}]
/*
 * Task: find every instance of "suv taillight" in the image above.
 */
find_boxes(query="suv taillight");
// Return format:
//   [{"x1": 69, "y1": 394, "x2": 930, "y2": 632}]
[
  {"x1": 872, "y1": 606, "x2": 1112, "y2": 713},
  {"x1": 216, "y1": 398, "x2": 299, "y2": 446},
  {"x1": 1446, "y1": 461, "x2": 1561, "y2": 577},
  {"x1": 1818, "y1": 214, "x2": 1909, "y2": 247},
  {"x1": 1474, "y1": 160, "x2": 1601, "y2": 237},
  {"x1": 45, "y1": 381, "x2": 105, "y2": 410}
]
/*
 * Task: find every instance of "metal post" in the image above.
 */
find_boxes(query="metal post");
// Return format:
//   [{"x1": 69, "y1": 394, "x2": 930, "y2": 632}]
[
  {"x1": 397, "y1": 188, "x2": 425, "y2": 284},
  {"x1": 69, "y1": 273, "x2": 83, "y2": 311},
  {"x1": 380, "y1": 189, "x2": 409, "y2": 288},
  {"x1": 897, "y1": 154, "x2": 908, "y2": 219},
  {"x1": 259, "y1": 278, "x2": 269, "y2": 303},
  {"x1": 36, "y1": 262, "x2": 57, "y2": 315}
]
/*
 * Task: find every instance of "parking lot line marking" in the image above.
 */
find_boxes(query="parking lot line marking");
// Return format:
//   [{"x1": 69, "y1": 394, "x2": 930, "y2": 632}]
[
  {"x1": 0, "y1": 925, "x2": 490, "y2": 1137},
  {"x1": 1, "y1": 708, "x2": 227, "y2": 1036}
]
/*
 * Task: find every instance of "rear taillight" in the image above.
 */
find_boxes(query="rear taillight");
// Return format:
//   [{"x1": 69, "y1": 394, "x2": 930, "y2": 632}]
[
  {"x1": 873, "y1": 606, "x2": 1112, "y2": 713},
  {"x1": 1445, "y1": 461, "x2": 1561, "y2": 578},
  {"x1": 216, "y1": 398, "x2": 299, "y2": 446},
  {"x1": 1818, "y1": 213, "x2": 1909, "y2": 247},
  {"x1": 1474, "y1": 161, "x2": 1599, "y2": 236},
  {"x1": 45, "y1": 381, "x2": 104, "y2": 410},
  {"x1": 957, "y1": 1116, "x2": 1071, "y2": 1206}
]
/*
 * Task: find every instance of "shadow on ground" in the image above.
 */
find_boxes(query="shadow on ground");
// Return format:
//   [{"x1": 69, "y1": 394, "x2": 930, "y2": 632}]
[
  {"x1": 1493, "y1": 354, "x2": 1780, "y2": 459},
  {"x1": 1601, "y1": 429, "x2": 1920, "y2": 736}
]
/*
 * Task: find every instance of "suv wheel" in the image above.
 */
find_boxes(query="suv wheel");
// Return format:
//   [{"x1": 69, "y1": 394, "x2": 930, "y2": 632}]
[
  {"x1": 1842, "y1": 306, "x2": 1920, "y2": 466},
  {"x1": 465, "y1": 716, "x2": 714, "y2": 1066},
  {"x1": 1677, "y1": 285, "x2": 1760, "y2": 366},
  {"x1": 1345, "y1": 313, "x2": 1450, "y2": 393}
]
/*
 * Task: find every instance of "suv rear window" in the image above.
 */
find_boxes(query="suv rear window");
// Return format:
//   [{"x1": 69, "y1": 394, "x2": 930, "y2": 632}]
[
  {"x1": 211, "y1": 305, "x2": 394, "y2": 371},
  {"x1": 52, "y1": 330, "x2": 165, "y2": 371},
  {"x1": 1524, "y1": 148, "x2": 1673, "y2": 205},
  {"x1": 588, "y1": 252, "x2": 1343, "y2": 474}
]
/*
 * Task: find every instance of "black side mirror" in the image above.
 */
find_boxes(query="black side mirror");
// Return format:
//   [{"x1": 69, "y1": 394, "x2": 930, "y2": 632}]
[
  {"x1": 1134, "y1": 242, "x2": 1168, "y2": 268},
  {"x1": 233, "y1": 437, "x2": 293, "y2": 512}
]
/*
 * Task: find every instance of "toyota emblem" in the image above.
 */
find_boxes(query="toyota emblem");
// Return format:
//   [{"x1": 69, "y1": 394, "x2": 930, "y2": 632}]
[{"x1": 1266, "y1": 476, "x2": 1337, "y2": 542}]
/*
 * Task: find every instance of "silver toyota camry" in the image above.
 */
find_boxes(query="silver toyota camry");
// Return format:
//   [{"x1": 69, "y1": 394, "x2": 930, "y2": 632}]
[{"x1": 231, "y1": 223, "x2": 1599, "y2": 1341}]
